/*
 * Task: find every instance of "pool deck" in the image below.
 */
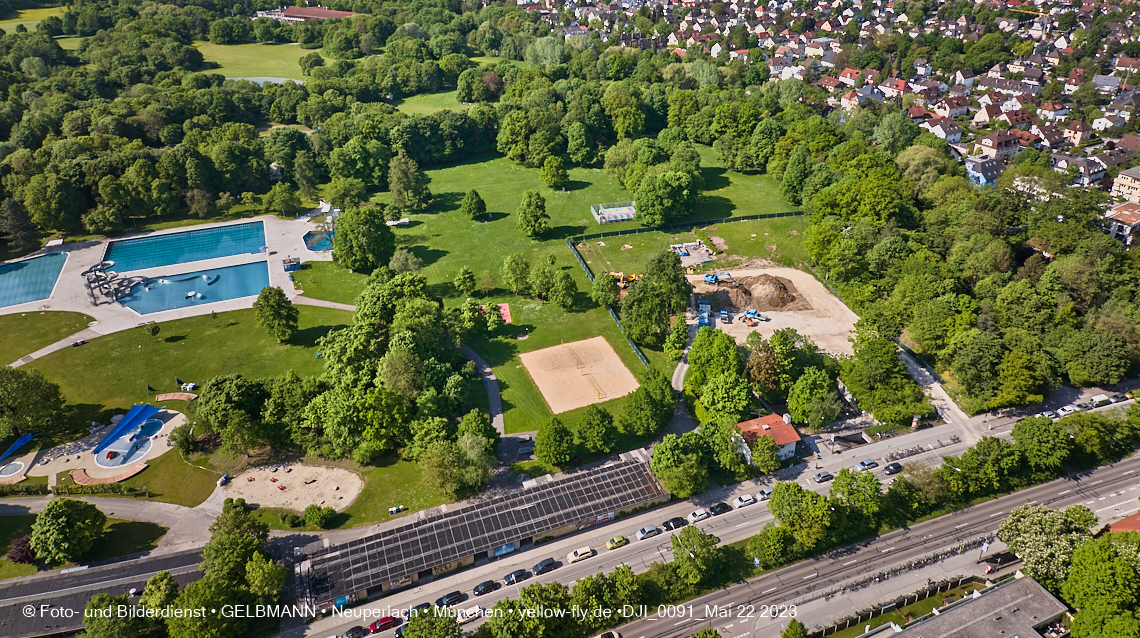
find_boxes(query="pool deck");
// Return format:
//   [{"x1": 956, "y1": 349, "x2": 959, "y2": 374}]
[{"x1": 5, "y1": 214, "x2": 333, "y2": 367}]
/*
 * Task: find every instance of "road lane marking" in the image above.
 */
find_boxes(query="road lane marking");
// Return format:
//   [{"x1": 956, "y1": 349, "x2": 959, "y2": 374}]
[
  {"x1": 989, "y1": 512, "x2": 1003, "y2": 517},
  {"x1": 725, "y1": 624, "x2": 734, "y2": 629},
  {"x1": 1125, "y1": 470, "x2": 1135, "y2": 475},
  {"x1": 1092, "y1": 480, "x2": 1104, "y2": 486},
  {"x1": 736, "y1": 522, "x2": 752, "y2": 528},
  {"x1": 1026, "y1": 500, "x2": 1037, "y2": 505},
  {"x1": 844, "y1": 559, "x2": 858, "y2": 565},
  {"x1": 955, "y1": 523, "x2": 968, "y2": 529},
  {"x1": 1059, "y1": 490, "x2": 1070, "y2": 495},
  {"x1": 803, "y1": 573, "x2": 817, "y2": 579},
  {"x1": 762, "y1": 587, "x2": 778, "y2": 593},
  {"x1": 675, "y1": 619, "x2": 694, "y2": 626},
  {"x1": 881, "y1": 547, "x2": 895, "y2": 553}
]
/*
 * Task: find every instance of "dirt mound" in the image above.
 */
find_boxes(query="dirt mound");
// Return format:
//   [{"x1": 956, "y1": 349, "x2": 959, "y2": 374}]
[{"x1": 742, "y1": 274, "x2": 796, "y2": 308}]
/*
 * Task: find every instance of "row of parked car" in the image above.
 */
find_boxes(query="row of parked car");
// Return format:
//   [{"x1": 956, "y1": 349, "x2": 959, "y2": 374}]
[
  {"x1": 811, "y1": 459, "x2": 904, "y2": 484},
  {"x1": 1036, "y1": 393, "x2": 1131, "y2": 421}
]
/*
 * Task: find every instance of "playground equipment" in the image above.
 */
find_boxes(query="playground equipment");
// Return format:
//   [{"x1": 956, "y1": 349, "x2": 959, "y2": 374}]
[{"x1": 702, "y1": 272, "x2": 735, "y2": 285}]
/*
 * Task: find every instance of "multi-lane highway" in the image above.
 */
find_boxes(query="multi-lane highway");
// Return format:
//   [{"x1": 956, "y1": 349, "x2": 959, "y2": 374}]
[{"x1": 300, "y1": 448, "x2": 1140, "y2": 638}]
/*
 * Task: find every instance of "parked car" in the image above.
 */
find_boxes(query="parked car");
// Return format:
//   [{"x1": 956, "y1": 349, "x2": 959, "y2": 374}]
[
  {"x1": 1128, "y1": 390, "x2": 1137, "y2": 400},
  {"x1": 606, "y1": 536, "x2": 629, "y2": 550},
  {"x1": 662, "y1": 517, "x2": 687, "y2": 530},
  {"x1": 883, "y1": 462, "x2": 903, "y2": 475},
  {"x1": 732, "y1": 494, "x2": 756, "y2": 508},
  {"x1": 343, "y1": 627, "x2": 368, "y2": 638},
  {"x1": 855, "y1": 459, "x2": 879, "y2": 471},
  {"x1": 1033, "y1": 410, "x2": 1057, "y2": 420},
  {"x1": 595, "y1": 632, "x2": 623, "y2": 638},
  {"x1": 404, "y1": 603, "x2": 432, "y2": 619},
  {"x1": 474, "y1": 580, "x2": 498, "y2": 596},
  {"x1": 1076, "y1": 402, "x2": 1093, "y2": 411},
  {"x1": 567, "y1": 547, "x2": 593, "y2": 563},
  {"x1": 814, "y1": 471, "x2": 834, "y2": 483},
  {"x1": 636, "y1": 526, "x2": 662, "y2": 541},
  {"x1": 394, "y1": 627, "x2": 404, "y2": 638},
  {"x1": 1110, "y1": 394, "x2": 1128, "y2": 404},
  {"x1": 533, "y1": 557, "x2": 557, "y2": 575},
  {"x1": 756, "y1": 486, "x2": 772, "y2": 501},
  {"x1": 1090, "y1": 394, "x2": 1111, "y2": 408},
  {"x1": 1058, "y1": 405, "x2": 1077, "y2": 417},
  {"x1": 435, "y1": 591, "x2": 464, "y2": 607},
  {"x1": 503, "y1": 569, "x2": 529, "y2": 585},
  {"x1": 457, "y1": 605, "x2": 483, "y2": 625},
  {"x1": 369, "y1": 616, "x2": 401, "y2": 633},
  {"x1": 687, "y1": 509, "x2": 710, "y2": 523},
  {"x1": 710, "y1": 502, "x2": 732, "y2": 515}
]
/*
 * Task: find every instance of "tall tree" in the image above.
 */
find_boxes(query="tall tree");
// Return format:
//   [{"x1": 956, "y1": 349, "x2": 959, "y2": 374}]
[
  {"x1": 515, "y1": 190, "x2": 550, "y2": 238},
  {"x1": 459, "y1": 189, "x2": 487, "y2": 220},
  {"x1": 501, "y1": 254, "x2": 531, "y2": 295},
  {"x1": 0, "y1": 367, "x2": 65, "y2": 438},
  {"x1": 0, "y1": 198, "x2": 37, "y2": 253},
  {"x1": 536, "y1": 417, "x2": 574, "y2": 466},
  {"x1": 539, "y1": 155, "x2": 569, "y2": 188},
  {"x1": 549, "y1": 270, "x2": 578, "y2": 309},
  {"x1": 30, "y1": 498, "x2": 106, "y2": 564},
  {"x1": 389, "y1": 151, "x2": 433, "y2": 212},
  {"x1": 332, "y1": 206, "x2": 396, "y2": 271},
  {"x1": 590, "y1": 272, "x2": 620, "y2": 307},
  {"x1": 787, "y1": 367, "x2": 841, "y2": 431},
  {"x1": 768, "y1": 481, "x2": 832, "y2": 549},
  {"x1": 578, "y1": 405, "x2": 616, "y2": 453},
  {"x1": 780, "y1": 144, "x2": 811, "y2": 205},
  {"x1": 253, "y1": 286, "x2": 299, "y2": 342}
]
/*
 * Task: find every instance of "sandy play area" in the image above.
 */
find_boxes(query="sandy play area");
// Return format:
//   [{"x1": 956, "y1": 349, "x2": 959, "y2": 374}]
[
  {"x1": 519, "y1": 336, "x2": 640, "y2": 414},
  {"x1": 226, "y1": 463, "x2": 363, "y2": 512},
  {"x1": 688, "y1": 266, "x2": 859, "y2": 355}
]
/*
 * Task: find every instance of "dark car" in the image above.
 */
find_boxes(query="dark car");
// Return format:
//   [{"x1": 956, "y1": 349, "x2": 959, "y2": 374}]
[
  {"x1": 709, "y1": 502, "x2": 732, "y2": 516},
  {"x1": 405, "y1": 603, "x2": 432, "y2": 619},
  {"x1": 503, "y1": 569, "x2": 529, "y2": 585},
  {"x1": 662, "y1": 517, "x2": 687, "y2": 531},
  {"x1": 534, "y1": 557, "x2": 558, "y2": 575},
  {"x1": 1111, "y1": 394, "x2": 1128, "y2": 404},
  {"x1": 474, "y1": 580, "x2": 498, "y2": 596},
  {"x1": 343, "y1": 627, "x2": 368, "y2": 638},
  {"x1": 436, "y1": 591, "x2": 464, "y2": 607},
  {"x1": 394, "y1": 626, "x2": 405, "y2": 638},
  {"x1": 883, "y1": 462, "x2": 903, "y2": 475},
  {"x1": 369, "y1": 616, "x2": 401, "y2": 633}
]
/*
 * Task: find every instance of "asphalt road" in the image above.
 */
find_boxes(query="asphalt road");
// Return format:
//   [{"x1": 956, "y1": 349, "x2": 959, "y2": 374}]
[{"x1": 0, "y1": 549, "x2": 202, "y2": 638}]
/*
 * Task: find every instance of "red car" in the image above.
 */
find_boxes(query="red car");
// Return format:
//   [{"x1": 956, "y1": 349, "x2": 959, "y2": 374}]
[{"x1": 369, "y1": 616, "x2": 401, "y2": 633}]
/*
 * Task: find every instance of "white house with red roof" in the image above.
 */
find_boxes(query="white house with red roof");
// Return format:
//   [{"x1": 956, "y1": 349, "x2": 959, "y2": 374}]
[{"x1": 736, "y1": 414, "x2": 802, "y2": 460}]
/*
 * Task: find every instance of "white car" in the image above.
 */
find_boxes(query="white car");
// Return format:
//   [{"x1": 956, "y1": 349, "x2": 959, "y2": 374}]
[
  {"x1": 636, "y1": 526, "x2": 662, "y2": 541},
  {"x1": 732, "y1": 494, "x2": 756, "y2": 508},
  {"x1": 687, "y1": 509, "x2": 710, "y2": 523},
  {"x1": 457, "y1": 605, "x2": 483, "y2": 625},
  {"x1": 567, "y1": 547, "x2": 593, "y2": 563},
  {"x1": 756, "y1": 486, "x2": 772, "y2": 501},
  {"x1": 1058, "y1": 405, "x2": 1077, "y2": 417}
]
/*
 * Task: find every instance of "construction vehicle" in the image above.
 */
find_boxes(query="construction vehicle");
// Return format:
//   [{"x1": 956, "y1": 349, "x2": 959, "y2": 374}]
[
  {"x1": 602, "y1": 272, "x2": 643, "y2": 288},
  {"x1": 743, "y1": 309, "x2": 757, "y2": 319},
  {"x1": 702, "y1": 272, "x2": 735, "y2": 285},
  {"x1": 698, "y1": 300, "x2": 711, "y2": 327},
  {"x1": 719, "y1": 310, "x2": 730, "y2": 324}
]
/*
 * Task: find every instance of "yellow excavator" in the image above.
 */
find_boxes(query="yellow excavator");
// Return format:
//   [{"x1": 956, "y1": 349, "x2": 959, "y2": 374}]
[{"x1": 602, "y1": 272, "x2": 642, "y2": 288}]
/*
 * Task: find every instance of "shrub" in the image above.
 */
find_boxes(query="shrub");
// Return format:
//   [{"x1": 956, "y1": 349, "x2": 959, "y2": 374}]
[
  {"x1": 303, "y1": 504, "x2": 336, "y2": 529},
  {"x1": 7, "y1": 535, "x2": 34, "y2": 564}
]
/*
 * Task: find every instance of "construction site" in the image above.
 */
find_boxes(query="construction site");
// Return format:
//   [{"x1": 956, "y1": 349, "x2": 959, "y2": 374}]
[{"x1": 687, "y1": 266, "x2": 859, "y2": 355}]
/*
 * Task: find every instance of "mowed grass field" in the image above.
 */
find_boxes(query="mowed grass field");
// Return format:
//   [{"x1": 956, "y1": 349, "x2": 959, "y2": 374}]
[
  {"x1": 27, "y1": 306, "x2": 352, "y2": 415},
  {"x1": 395, "y1": 90, "x2": 470, "y2": 115},
  {"x1": 0, "y1": 5, "x2": 63, "y2": 34},
  {"x1": 194, "y1": 42, "x2": 328, "y2": 80},
  {"x1": 0, "y1": 311, "x2": 94, "y2": 365},
  {"x1": 0, "y1": 514, "x2": 166, "y2": 581}
]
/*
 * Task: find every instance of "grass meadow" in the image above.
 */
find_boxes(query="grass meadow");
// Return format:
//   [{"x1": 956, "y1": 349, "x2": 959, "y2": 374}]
[
  {"x1": 0, "y1": 514, "x2": 166, "y2": 581},
  {"x1": 0, "y1": 5, "x2": 63, "y2": 34},
  {"x1": 0, "y1": 311, "x2": 94, "y2": 365},
  {"x1": 194, "y1": 42, "x2": 328, "y2": 80}
]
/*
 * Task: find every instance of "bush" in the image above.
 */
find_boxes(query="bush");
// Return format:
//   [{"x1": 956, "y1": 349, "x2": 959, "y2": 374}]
[
  {"x1": 53, "y1": 484, "x2": 134, "y2": 496},
  {"x1": 169, "y1": 423, "x2": 197, "y2": 455},
  {"x1": 0, "y1": 483, "x2": 50, "y2": 496},
  {"x1": 7, "y1": 535, "x2": 34, "y2": 564},
  {"x1": 303, "y1": 504, "x2": 336, "y2": 529},
  {"x1": 285, "y1": 513, "x2": 303, "y2": 528}
]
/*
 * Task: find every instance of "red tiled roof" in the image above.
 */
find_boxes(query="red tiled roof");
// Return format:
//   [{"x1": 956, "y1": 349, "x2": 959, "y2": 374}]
[
  {"x1": 283, "y1": 6, "x2": 356, "y2": 19},
  {"x1": 1106, "y1": 512, "x2": 1140, "y2": 533},
  {"x1": 736, "y1": 414, "x2": 802, "y2": 446}
]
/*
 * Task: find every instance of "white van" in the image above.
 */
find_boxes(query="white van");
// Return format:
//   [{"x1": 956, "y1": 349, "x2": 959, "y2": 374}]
[
  {"x1": 567, "y1": 546, "x2": 593, "y2": 563},
  {"x1": 457, "y1": 605, "x2": 483, "y2": 625},
  {"x1": 1090, "y1": 394, "x2": 1111, "y2": 407}
]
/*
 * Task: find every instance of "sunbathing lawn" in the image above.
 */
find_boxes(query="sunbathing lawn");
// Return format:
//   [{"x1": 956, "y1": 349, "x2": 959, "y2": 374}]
[
  {"x1": 194, "y1": 41, "x2": 328, "y2": 81},
  {"x1": 0, "y1": 514, "x2": 167, "y2": 580},
  {"x1": 0, "y1": 310, "x2": 94, "y2": 366},
  {"x1": 119, "y1": 449, "x2": 221, "y2": 508}
]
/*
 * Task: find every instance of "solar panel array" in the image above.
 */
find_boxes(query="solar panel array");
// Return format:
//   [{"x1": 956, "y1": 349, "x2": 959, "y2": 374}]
[{"x1": 303, "y1": 457, "x2": 666, "y2": 602}]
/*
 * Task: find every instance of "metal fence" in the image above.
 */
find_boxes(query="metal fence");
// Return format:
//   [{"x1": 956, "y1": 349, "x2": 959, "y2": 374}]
[{"x1": 570, "y1": 211, "x2": 804, "y2": 243}]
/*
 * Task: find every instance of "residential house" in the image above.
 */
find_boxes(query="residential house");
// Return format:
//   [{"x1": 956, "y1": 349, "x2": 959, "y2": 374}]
[
  {"x1": 999, "y1": 109, "x2": 1033, "y2": 129},
  {"x1": 817, "y1": 75, "x2": 845, "y2": 92},
  {"x1": 987, "y1": 63, "x2": 1008, "y2": 79},
  {"x1": 1116, "y1": 56, "x2": 1140, "y2": 74},
  {"x1": 913, "y1": 58, "x2": 932, "y2": 77},
  {"x1": 933, "y1": 96, "x2": 970, "y2": 118},
  {"x1": 921, "y1": 117, "x2": 963, "y2": 144},
  {"x1": 973, "y1": 104, "x2": 1004, "y2": 127},
  {"x1": 1094, "y1": 114, "x2": 1128, "y2": 131},
  {"x1": 1063, "y1": 120, "x2": 1093, "y2": 145},
  {"x1": 1031, "y1": 123, "x2": 1067, "y2": 150},
  {"x1": 1094, "y1": 148, "x2": 1133, "y2": 173},
  {"x1": 1103, "y1": 201, "x2": 1140, "y2": 246},
  {"x1": 879, "y1": 77, "x2": 910, "y2": 98},
  {"x1": 966, "y1": 156, "x2": 1007, "y2": 185},
  {"x1": 1112, "y1": 165, "x2": 1140, "y2": 203},
  {"x1": 1093, "y1": 74, "x2": 1123, "y2": 96},
  {"x1": 907, "y1": 105, "x2": 933, "y2": 124},
  {"x1": 976, "y1": 77, "x2": 1041, "y2": 96},
  {"x1": 735, "y1": 414, "x2": 802, "y2": 461},
  {"x1": 954, "y1": 69, "x2": 976, "y2": 87},
  {"x1": 975, "y1": 130, "x2": 1020, "y2": 161},
  {"x1": 1052, "y1": 153, "x2": 1105, "y2": 187},
  {"x1": 1065, "y1": 68, "x2": 1087, "y2": 94},
  {"x1": 1037, "y1": 102, "x2": 1069, "y2": 121}
]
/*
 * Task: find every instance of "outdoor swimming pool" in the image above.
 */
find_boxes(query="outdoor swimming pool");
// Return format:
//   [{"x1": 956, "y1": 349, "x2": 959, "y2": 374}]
[
  {"x1": 0, "y1": 252, "x2": 67, "y2": 308},
  {"x1": 303, "y1": 229, "x2": 333, "y2": 251},
  {"x1": 95, "y1": 418, "x2": 164, "y2": 468},
  {"x1": 104, "y1": 221, "x2": 266, "y2": 272},
  {"x1": 117, "y1": 261, "x2": 270, "y2": 315}
]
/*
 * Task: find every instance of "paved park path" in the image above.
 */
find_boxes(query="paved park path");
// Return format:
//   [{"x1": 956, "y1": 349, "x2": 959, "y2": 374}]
[{"x1": 10, "y1": 328, "x2": 102, "y2": 367}]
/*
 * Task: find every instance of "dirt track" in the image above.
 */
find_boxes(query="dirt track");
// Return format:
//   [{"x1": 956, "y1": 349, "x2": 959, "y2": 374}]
[{"x1": 687, "y1": 267, "x2": 858, "y2": 355}]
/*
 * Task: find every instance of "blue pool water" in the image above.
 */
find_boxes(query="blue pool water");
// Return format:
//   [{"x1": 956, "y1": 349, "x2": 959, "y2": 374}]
[
  {"x1": 0, "y1": 253, "x2": 67, "y2": 308},
  {"x1": 304, "y1": 230, "x2": 333, "y2": 251},
  {"x1": 96, "y1": 418, "x2": 164, "y2": 468},
  {"x1": 105, "y1": 222, "x2": 266, "y2": 272},
  {"x1": 118, "y1": 261, "x2": 270, "y2": 315}
]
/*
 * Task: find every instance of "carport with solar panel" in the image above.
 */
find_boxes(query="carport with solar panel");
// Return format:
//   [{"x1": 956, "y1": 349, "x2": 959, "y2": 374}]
[{"x1": 297, "y1": 452, "x2": 668, "y2": 609}]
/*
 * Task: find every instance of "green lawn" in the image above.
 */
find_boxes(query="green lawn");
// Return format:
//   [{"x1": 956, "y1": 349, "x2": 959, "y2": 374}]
[
  {"x1": 28, "y1": 306, "x2": 352, "y2": 417},
  {"x1": 0, "y1": 6, "x2": 64, "y2": 34},
  {"x1": 338, "y1": 455, "x2": 449, "y2": 527},
  {"x1": 0, "y1": 311, "x2": 94, "y2": 365},
  {"x1": 825, "y1": 582, "x2": 983, "y2": 637},
  {"x1": 295, "y1": 261, "x2": 367, "y2": 305},
  {"x1": 0, "y1": 514, "x2": 167, "y2": 581},
  {"x1": 395, "y1": 90, "x2": 469, "y2": 115},
  {"x1": 194, "y1": 42, "x2": 328, "y2": 80},
  {"x1": 55, "y1": 35, "x2": 81, "y2": 50},
  {"x1": 119, "y1": 449, "x2": 221, "y2": 508}
]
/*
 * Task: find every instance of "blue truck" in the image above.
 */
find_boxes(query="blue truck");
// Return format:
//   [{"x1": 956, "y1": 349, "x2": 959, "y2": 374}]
[{"x1": 698, "y1": 300, "x2": 711, "y2": 327}]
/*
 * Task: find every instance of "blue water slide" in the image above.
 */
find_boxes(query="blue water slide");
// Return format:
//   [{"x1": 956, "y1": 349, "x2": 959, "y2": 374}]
[
  {"x1": 93, "y1": 404, "x2": 161, "y2": 455},
  {"x1": 0, "y1": 433, "x2": 35, "y2": 464}
]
